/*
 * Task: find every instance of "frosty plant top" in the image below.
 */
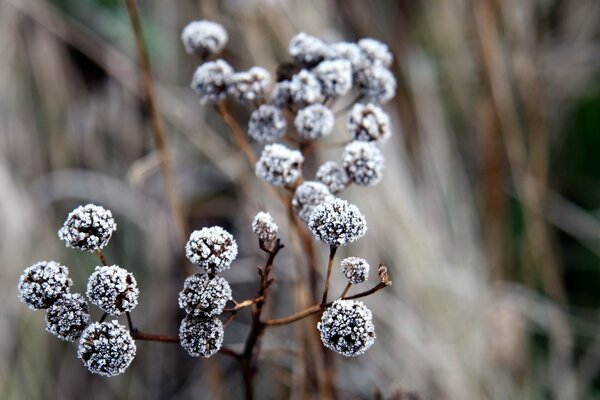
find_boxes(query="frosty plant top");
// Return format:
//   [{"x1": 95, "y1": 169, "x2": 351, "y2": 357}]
[{"x1": 58, "y1": 204, "x2": 116, "y2": 252}]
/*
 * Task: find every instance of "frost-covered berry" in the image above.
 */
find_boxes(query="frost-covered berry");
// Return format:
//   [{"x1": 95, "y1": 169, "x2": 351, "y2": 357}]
[
  {"x1": 294, "y1": 104, "x2": 334, "y2": 140},
  {"x1": 356, "y1": 64, "x2": 396, "y2": 104},
  {"x1": 45, "y1": 293, "x2": 91, "y2": 341},
  {"x1": 179, "y1": 315, "x2": 224, "y2": 357},
  {"x1": 86, "y1": 265, "x2": 139, "y2": 315},
  {"x1": 316, "y1": 161, "x2": 349, "y2": 194},
  {"x1": 58, "y1": 204, "x2": 116, "y2": 253},
  {"x1": 308, "y1": 198, "x2": 367, "y2": 246},
  {"x1": 347, "y1": 103, "x2": 391, "y2": 142},
  {"x1": 317, "y1": 299, "x2": 375, "y2": 357},
  {"x1": 248, "y1": 105, "x2": 286, "y2": 143},
  {"x1": 326, "y1": 42, "x2": 365, "y2": 73},
  {"x1": 340, "y1": 257, "x2": 370, "y2": 284},
  {"x1": 288, "y1": 32, "x2": 328, "y2": 67},
  {"x1": 252, "y1": 212, "x2": 278, "y2": 243},
  {"x1": 358, "y1": 38, "x2": 392, "y2": 67},
  {"x1": 178, "y1": 274, "x2": 232, "y2": 316},
  {"x1": 18, "y1": 261, "x2": 72, "y2": 309},
  {"x1": 342, "y1": 141, "x2": 384, "y2": 186},
  {"x1": 227, "y1": 67, "x2": 271, "y2": 103},
  {"x1": 77, "y1": 321, "x2": 136, "y2": 377},
  {"x1": 270, "y1": 80, "x2": 293, "y2": 109},
  {"x1": 181, "y1": 20, "x2": 228, "y2": 58},
  {"x1": 313, "y1": 59, "x2": 353, "y2": 97},
  {"x1": 292, "y1": 181, "x2": 334, "y2": 223},
  {"x1": 255, "y1": 144, "x2": 304, "y2": 187},
  {"x1": 191, "y1": 59, "x2": 234, "y2": 103},
  {"x1": 185, "y1": 227, "x2": 238, "y2": 273},
  {"x1": 289, "y1": 70, "x2": 323, "y2": 106}
]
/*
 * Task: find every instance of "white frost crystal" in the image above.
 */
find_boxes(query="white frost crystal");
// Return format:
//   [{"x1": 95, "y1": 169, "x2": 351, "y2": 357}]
[
  {"x1": 248, "y1": 105, "x2": 286, "y2": 143},
  {"x1": 313, "y1": 59, "x2": 353, "y2": 97},
  {"x1": 308, "y1": 198, "x2": 367, "y2": 246},
  {"x1": 326, "y1": 42, "x2": 365, "y2": 73},
  {"x1": 294, "y1": 104, "x2": 334, "y2": 140},
  {"x1": 289, "y1": 70, "x2": 324, "y2": 106},
  {"x1": 358, "y1": 38, "x2": 393, "y2": 67},
  {"x1": 179, "y1": 315, "x2": 224, "y2": 358},
  {"x1": 255, "y1": 144, "x2": 304, "y2": 187},
  {"x1": 86, "y1": 265, "x2": 139, "y2": 315},
  {"x1": 228, "y1": 67, "x2": 271, "y2": 103},
  {"x1": 185, "y1": 226, "x2": 238, "y2": 273},
  {"x1": 317, "y1": 299, "x2": 376, "y2": 357},
  {"x1": 181, "y1": 20, "x2": 228, "y2": 57},
  {"x1": 58, "y1": 204, "x2": 116, "y2": 253},
  {"x1": 78, "y1": 321, "x2": 136, "y2": 377},
  {"x1": 178, "y1": 274, "x2": 232, "y2": 316},
  {"x1": 347, "y1": 103, "x2": 391, "y2": 142},
  {"x1": 252, "y1": 212, "x2": 278, "y2": 243},
  {"x1": 316, "y1": 161, "x2": 349, "y2": 194},
  {"x1": 292, "y1": 181, "x2": 334, "y2": 223},
  {"x1": 45, "y1": 293, "x2": 91, "y2": 341},
  {"x1": 191, "y1": 59, "x2": 234, "y2": 103},
  {"x1": 340, "y1": 257, "x2": 370, "y2": 284},
  {"x1": 288, "y1": 32, "x2": 328, "y2": 66},
  {"x1": 342, "y1": 141, "x2": 384, "y2": 186},
  {"x1": 356, "y1": 64, "x2": 396, "y2": 104},
  {"x1": 18, "y1": 261, "x2": 72, "y2": 309}
]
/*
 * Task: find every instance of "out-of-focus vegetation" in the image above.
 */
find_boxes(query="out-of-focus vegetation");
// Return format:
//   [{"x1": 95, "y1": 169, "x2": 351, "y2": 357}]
[{"x1": 1, "y1": 0, "x2": 600, "y2": 399}]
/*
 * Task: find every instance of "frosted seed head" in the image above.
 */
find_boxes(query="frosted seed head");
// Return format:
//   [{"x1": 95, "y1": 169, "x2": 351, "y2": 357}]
[
  {"x1": 270, "y1": 80, "x2": 293, "y2": 109},
  {"x1": 358, "y1": 38, "x2": 393, "y2": 67},
  {"x1": 18, "y1": 261, "x2": 72, "y2": 309},
  {"x1": 179, "y1": 315, "x2": 224, "y2": 357},
  {"x1": 248, "y1": 105, "x2": 286, "y2": 143},
  {"x1": 252, "y1": 212, "x2": 278, "y2": 243},
  {"x1": 227, "y1": 67, "x2": 271, "y2": 103},
  {"x1": 178, "y1": 274, "x2": 232, "y2": 316},
  {"x1": 289, "y1": 70, "x2": 324, "y2": 106},
  {"x1": 356, "y1": 64, "x2": 396, "y2": 104},
  {"x1": 317, "y1": 299, "x2": 376, "y2": 357},
  {"x1": 255, "y1": 144, "x2": 304, "y2": 187},
  {"x1": 181, "y1": 20, "x2": 228, "y2": 58},
  {"x1": 185, "y1": 227, "x2": 238, "y2": 273},
  {"x1": 292, "y1": 181, "x2": 334, "y2": 223},
  {"x1": 191, "y1": 59, "x2": 234, "y2": 104},
  {"x1": 45, "y1": 293, "x2": 91, "y2": 341},
  {"x1": 340, "y1": 257, "x2": 370, "y2": 284},
  {"x1": 313, "y1": 59, "x2": 353, "y2": 97},
  {"x1": 77, "y1": 321, "x2": 136, "y2": 377},
  {"x1": 342, "y1": 141, "x2": 384, "y2": 186},
  {"x1": 315, "y1": 161, "x2": 349, "y2": 194},
  {"x1": 308, "y1": 198, "x2": 367, "y2": 246},
  {"x1": 294, "y1": 104, "x2": 334, "y2": 140},
  {"x1": 58, "y1": 204, "x2": 116, "y2": 253},
  {"x1": 288, "y1": 32, "x2": 328, "y2": 67},
  {"x1": 326, "y1": 42, "x2": 366, "y2": 73},
  {"x1": 86, "y1": 265, "x2": 139, "y2": 315},
  {"x1": 347, "y1": 103, "x2": 391, "y2": 142}
]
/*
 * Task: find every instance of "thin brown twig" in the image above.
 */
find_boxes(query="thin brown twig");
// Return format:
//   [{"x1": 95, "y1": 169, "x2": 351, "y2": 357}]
[
  {"x1": 131, "y1": 330, "x2": 240, "y2": 359},
  {"x1": 215, "y1": 102, "x2": 257, "y2": 165},
  {"x1": 321, "y1": 245, "x2": 338, "y2": 305},
  {"x1": 223, "y1": 297, "x2": 264, "y2": 313},
  {"x1": 95, "y1": 250, "x2": 108, "y2": 266},
  {"x1": 340, "y1": 282, "x2": 352, "y2": 299}
]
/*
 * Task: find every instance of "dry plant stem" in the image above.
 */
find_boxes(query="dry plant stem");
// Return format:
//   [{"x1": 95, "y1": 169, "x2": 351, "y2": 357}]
[
  {"x1": 321, "y1": 245, "x2": 338, "y2": 305},
  {"x1": 215, "y1": 102, "x2": 257, "y2": 165},
  {"x1": 224, "y1": 297, "x2": 264, "y2": 313},
  {"x1": 124, "y1": 0, "x2": 188, "y2": 251},
  {"x1": 95, "y1": 250, "x2": 108, "y2": 266},
  {"x1": 340, "y1": 282, "x2": 352, "y2": 299}
]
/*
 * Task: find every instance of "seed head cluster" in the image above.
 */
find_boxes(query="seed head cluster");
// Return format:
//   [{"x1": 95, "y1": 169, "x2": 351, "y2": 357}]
[
  {"x1": 179, "y1": 315, "x2": 224, "y2": 358},
  {"x1": 178, "y1": 274, "x2": 232, "y2": 316},
  {"x1": 348, "y1": 103, "x2": 391, "y2": 142},
  {"x1": 252, "y1": 211, "x2": 278, "y2": 243},
  {"x1": 294, "y1": 104, "x2": 334, "y2": 140},
  {"x1": 227, "y1": 66, "x2": 271, "y2": 103},
  {"x1": 45, "y1": 293, "x2": 91, "y2": 341},
  {"x1": 181, "y1": 20, "x2": 228, "y2": 58},
  {"x1": 255, "y1": 144, "x2": 304, "y2": 187},
  {"x1": 185, "y1": 226, "x2": 238, "y2": 273},
  {"x1": 248, "y1": 105, "x2": 286, "y2": 143},
  {"x1": 58, "y1": 204, "x2": 116, "y2": 252},
  {"x1": 18, "y1": 261, "x2": 72, "y2": 309},
  {"x1": 340, "y1": 257, "x2": 370, "y2": 284},
  {"x1": 308, "y1": 198, "x2": 367, "y2": 246},
  {"x1": 343, "y1": 141, "x2": 384, "y2": 186},
  {"x1": 87, "y1": 265, "x2": 139, "y2": 315},
  {"x1": 292, "y1": 181, "x2": 334, "y2": 223},
  {"x1": 316, "y1": 161, "x2": 349, "y2": 194}
]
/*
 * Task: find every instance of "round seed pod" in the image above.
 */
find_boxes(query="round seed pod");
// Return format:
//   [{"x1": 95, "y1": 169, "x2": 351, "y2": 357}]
[
  {"x1": 58, "y1": 204, "x2": 116, "y2": 253},
  {"x1": 248, "y1": 105, "x2": 286, "y2": 143},
  {"x1": 356, "y1": 64, "x2": 396, "y2": 104},
  {"x1": 178, "y1": 274, "x2": 232, "y2": 316},
  {"x1": 313, "y1": 59, "x2": 353, "y2": 97},
  {"x1": 86, "y1": 265, "x2": 139, "y2": 315},
  {"x1": 255, "y1": 144, "x2": 304, "y2": 187},
  {"x1": 45, "y1": 293, "x2": 91, "y2": 341},
  {"x1": 342, "y1": 141, "x2": 384, "y2": 186},
  {"x1": 340, "y1": 257, "x2": 370, "y2": 284},
  {"x1": 18, "y1": 261, "x2": 72, "y2": 309},
  {"x1": 358, "y1": 38, "x2": 393, "y2": 67},
  {"x1": 270, "y1": 80, "x2": 293, "y2": 109},
  {"x1": 289, "y1": 70, "x2": 323, "y2": 106},
  {"x1": 294, "y1": 104, "x2": 334, "y2": 140},
  {"x1": 181, "y1": 20, "x2": 228, "y2": 58},
  {"x1": 179, "y1": 315, "x2": 224, "y2": 358},
  {"x1": 292, "y1": 181, "x2": 334, "y2": 223},
  {"x1": 326, "y1": 42, "x2": 365, "y2": 74},
  {"x1": 252, "y1": 212, "x2": 278, "y2": 243},
  {"x1": 185, "y1": 226, "x2": 238, "y2": 273},
  {"x1": 228, "y1": 67, "x2": 271, "y2": 104},
  {"x1": 308, "y1": 198, "x2": 367, "y2": 246},
  {"x1": 315, "y1": 161, "x2": 349, "y2": 194},
  {"x1": 77, "y1": 321, "x2": 136, "y2": 377},
  {"x1": 317, "y1": 299, "x2": 376, "y2": 357},
  {"x1": 288, "y1": 32, "x2": 328, "y2": 67},
  {"x1": 191, "y1": 59, "x2": 234, "y2": 104},
  {"x1": 347, "y1": 103, "x2": 391, "y2": 142}
]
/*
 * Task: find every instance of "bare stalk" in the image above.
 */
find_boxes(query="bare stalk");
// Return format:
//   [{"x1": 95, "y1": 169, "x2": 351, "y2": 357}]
[
  {"x1": 321, "y1": 245, "x2": 338, "y2": 305},
  {"x1": 340, "y1": 282, "x2": 352, "y2": 299},
  {"x1": 95, "y1": 250, "x2": 108, "y2": 266}
]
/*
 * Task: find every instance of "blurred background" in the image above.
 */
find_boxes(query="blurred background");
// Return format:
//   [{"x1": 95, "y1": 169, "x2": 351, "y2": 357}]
[{"x1": 1, "y1": 0, "x2": 600, "y2": 399}]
